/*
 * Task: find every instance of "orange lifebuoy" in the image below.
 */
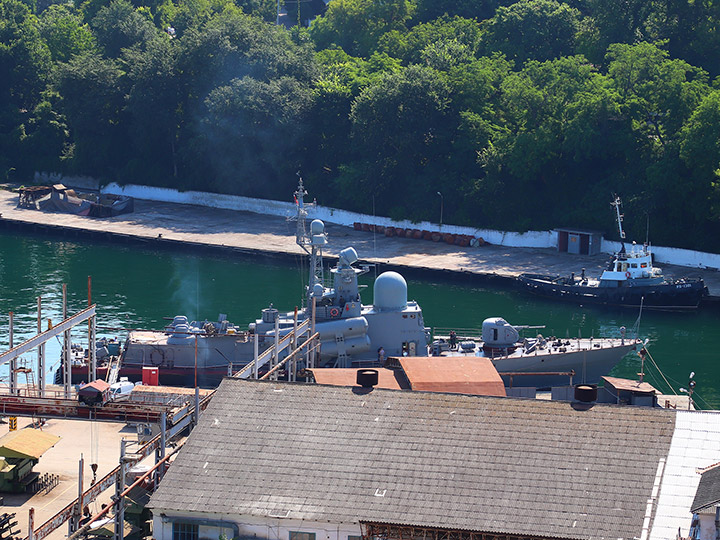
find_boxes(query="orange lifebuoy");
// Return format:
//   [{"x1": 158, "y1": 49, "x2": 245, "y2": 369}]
[
  {"x1": 329, "y1": 307, "x2": 340, "y2": 317},
  {"x1": 625, "y1": 271, "x2": 631, "y2": 278}
]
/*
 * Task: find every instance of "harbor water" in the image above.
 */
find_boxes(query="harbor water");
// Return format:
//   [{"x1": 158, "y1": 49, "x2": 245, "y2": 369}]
[{"x1": 1, "y1": 229, "x2": 719, "y2": 408}]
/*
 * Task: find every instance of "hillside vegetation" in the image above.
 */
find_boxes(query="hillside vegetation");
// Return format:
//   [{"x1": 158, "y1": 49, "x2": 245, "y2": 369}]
[{"x1": 2, "y1": 0, "x2": 720, "y2": 249}]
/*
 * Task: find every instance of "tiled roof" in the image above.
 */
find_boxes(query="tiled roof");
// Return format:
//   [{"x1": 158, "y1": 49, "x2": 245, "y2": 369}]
[
  {"x1": 309, "y1": 368, "x2": 404, "y2": 389},
  {"x1": 691, "y1": 461, "x2": 720, "y2": 513},
  {"x1": 150, "y1": 379, "x2": 679, "y2": 540}
]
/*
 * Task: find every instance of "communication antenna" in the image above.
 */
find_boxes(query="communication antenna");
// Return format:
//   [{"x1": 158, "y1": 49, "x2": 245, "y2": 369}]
[{"x1": 611, "y1": 195, "x2": 626, "y2": 239}]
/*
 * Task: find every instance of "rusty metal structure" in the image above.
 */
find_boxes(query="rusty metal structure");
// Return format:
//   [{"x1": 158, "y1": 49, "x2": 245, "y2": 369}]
[{"x1": 361, "y1": 522, "x2": 574, "y2": 540}]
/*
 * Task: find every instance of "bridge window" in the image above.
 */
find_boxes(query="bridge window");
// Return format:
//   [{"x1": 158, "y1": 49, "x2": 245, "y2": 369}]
[{"x1": 173, "y1": 522, "x2": 198, "y2": 540}]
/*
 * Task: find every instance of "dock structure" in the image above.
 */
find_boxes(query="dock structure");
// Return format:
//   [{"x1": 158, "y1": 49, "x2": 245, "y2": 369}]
[
  {"x1": 0, "y1": 387, "x2": 212, "y2": 540},
  {"x1": 0, "y1": 188, "x2": 717, "y2": 299}
]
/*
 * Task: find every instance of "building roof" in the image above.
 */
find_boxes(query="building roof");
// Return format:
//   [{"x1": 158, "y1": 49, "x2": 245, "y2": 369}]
[
  {"x1": 0, "y1": 428, "x2": 61, "y2": 460},
  {"x1": 602, "y1": 376, "x2": 657, "y2": 394},
  {"x1": 150, "y1": 379, "x2": 720, "y2": 540},
  {"x1": 309, "y1": 368, "x2": 403, "y2": 390},
  {"x1": 79, "y1": 380, "x2": 110, "y2": 393},
  {"x1": 310, "y1": 358, "x2": 505, "y2": 397},
  {"x1": 691, "y1": 464, "x2": 720, "y2": 513},
  {"x1": 397, "y1": 357, "x2": 505, "y2": 396}
]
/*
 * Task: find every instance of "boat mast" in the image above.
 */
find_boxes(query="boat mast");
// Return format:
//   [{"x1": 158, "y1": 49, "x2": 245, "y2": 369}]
[{"x1": 611, "y1": 196, "x2": 626, "y2": 240}]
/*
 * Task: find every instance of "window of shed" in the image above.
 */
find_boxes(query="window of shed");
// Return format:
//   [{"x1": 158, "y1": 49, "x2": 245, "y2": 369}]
[
  {"x1": 290, "y1": 532, "x2": 316, "y2": 540},
  {"x1": 173, "y1": 522, "x2": 198, "y2": 540}
]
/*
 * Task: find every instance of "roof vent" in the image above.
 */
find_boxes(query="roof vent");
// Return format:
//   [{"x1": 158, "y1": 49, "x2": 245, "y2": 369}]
[
  {"x1": 574, "y1": 384, "x2": 598, "y2": 403},
  {"x1": 357, "y1": 369, "x2": 379, "y2": 388}
]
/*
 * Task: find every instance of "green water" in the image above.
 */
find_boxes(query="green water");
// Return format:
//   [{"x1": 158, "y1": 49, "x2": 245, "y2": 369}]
[{"x1": 1, "y1": 229, "x2": 719, "y2": 408}]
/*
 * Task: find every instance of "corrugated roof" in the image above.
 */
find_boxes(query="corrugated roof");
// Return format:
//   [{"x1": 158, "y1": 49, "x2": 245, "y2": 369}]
[
  {"x1": 309, "y1": 368, "x2": 403, "y2": 389},
  {"x1": 150, "y1": 379, "x2": 681, "y2": 540},
  {"x1": 0, "y1": 428, "x2": 61, "y2": 460},
  {"x1": 398, "y1": 357, "x2": 505, "y2": 397}
]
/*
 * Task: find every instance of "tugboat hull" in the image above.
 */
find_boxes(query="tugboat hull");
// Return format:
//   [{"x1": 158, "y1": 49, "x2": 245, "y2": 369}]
[{"x1": 518, "y1": 273, "x2": 707, "y2": 310}]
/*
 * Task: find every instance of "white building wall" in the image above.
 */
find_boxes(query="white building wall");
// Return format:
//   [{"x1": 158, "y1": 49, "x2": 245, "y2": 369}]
[
  {"x1": 153, "y1": 510, "x2": 361, "y2": 540},
  {"x1": 101, "y1": 183, "x2": 720, "y2": 268},
  {"x1": 696, "y1": 511, "x2": 718, "y2": 540},
  {"x1": 649, "y1": 411, "x2": 720, "y2": 540}
]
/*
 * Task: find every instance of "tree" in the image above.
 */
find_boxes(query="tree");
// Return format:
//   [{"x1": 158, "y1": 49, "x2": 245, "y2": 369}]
[
  {"x1": 413, "y1": 0, "x2": 499, "y2": 24},
  {"x1": 122, "y1": 36, "x2": 181, "y2": 184},
  {"x1": 378, "y1": 16, "x2": 481, "y2": 68},
  {"x1": 38, "y1": 3, "x2": 96, "y2": 62},
  {"x1": 0, "y1": 0, "x2": 51, "y2": 179},
  {"x1": 309, "y1": 0, "x2": 415, "y2": 58},
  {"x1": 91, "y1": 0, "x2": 158, "y2": 57},
  {"x1": 202, "y1": 75, "x2": 314, "y2": 197},
  {"x1": 345, "y1": 64, "x2": 451, "y2": 218},
  {"x1": 678, "y1": 91, "x2": 720, "y2": 219},
  {"x1": 481, "y1": 0, "x2": 581, "y2": 62},
  {"x1": 54, "y1": 52, "x2": 128, "y2": 176}
]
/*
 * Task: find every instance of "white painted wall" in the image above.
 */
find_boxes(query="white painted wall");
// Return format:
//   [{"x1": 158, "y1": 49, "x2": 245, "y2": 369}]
[
  {"x1": 102, "y1": 183, "x2": 720, "y2": 269},
  {"x1": 152, "y1": 511, "x2": 361, "y2": 540}
]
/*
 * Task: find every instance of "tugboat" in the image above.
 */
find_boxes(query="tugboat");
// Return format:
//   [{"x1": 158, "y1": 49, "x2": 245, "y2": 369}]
[{"x1": 518, "y1": 197, "x2": 708, "y2": 310}]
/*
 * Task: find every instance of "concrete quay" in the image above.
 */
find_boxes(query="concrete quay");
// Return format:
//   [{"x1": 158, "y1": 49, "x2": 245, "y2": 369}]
[
  {"x1": 0, "y1": 187, "x2": 718, "y2": 300},
  {"x1": 2, "y1": 414, "x2": 136, "y2": 540}
]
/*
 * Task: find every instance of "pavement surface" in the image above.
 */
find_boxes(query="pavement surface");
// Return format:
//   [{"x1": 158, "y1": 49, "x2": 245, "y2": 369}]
[
  {"x1": 2, "y1": 413, "x2": 138, "y2": 540},
  {"x1": 1, "y1": 187, "x2": 718, "y2": 298}
]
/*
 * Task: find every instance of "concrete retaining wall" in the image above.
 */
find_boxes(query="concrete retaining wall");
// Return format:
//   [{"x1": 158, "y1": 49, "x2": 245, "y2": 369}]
[
  {"x1": 100, "y1": 183, "x2": 719, "y2": 269},
  {"x1": 602, "y1": 240, "x2": 720, "y2": 271},
  {"x1": 101, "y1": 183, "x2": 557, "y2": 248}
]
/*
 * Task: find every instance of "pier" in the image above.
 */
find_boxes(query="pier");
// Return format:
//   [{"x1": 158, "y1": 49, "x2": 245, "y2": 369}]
[{"x1": 0, "y1": 186, "x2": 718, "y2": 299}]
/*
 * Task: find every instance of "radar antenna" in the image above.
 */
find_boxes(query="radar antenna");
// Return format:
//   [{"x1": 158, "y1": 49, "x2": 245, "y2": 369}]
[
  {"x1": 294, "y1": 172, "x2": 311, "y2": 252},
  {"x1": 611, "y1": 195, "x2": 626, "y2": 239},
  {"x1": 290, "y1": 173, "x2": 326, "y2": 306}
]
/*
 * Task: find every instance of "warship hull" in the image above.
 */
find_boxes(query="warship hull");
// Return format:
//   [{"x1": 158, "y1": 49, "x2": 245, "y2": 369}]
[
  {"x1": 518, "y1": 273, "x2": 707, "y2": 310},
  {"x1": 489, "y1": 341, "x2": 638, "y2": 388}
]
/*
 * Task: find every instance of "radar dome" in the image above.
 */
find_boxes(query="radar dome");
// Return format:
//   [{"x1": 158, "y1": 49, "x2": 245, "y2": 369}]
[
  {"x1": 310, "y1": 219, "x2": 325, "y2": 235},
  {"x1": 374, "y1": 271, "x2": 408, "y2": 311}
]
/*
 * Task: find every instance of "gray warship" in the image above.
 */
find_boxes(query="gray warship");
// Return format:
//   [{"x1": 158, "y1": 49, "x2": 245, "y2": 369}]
[
  {"x1": 432, "y1": 317, "x2": 639, "y2": 388},
  {"x1": 106, "y1": 179, "x2": 430, "y2": 386},
  {"x1": 62, "y1": 180, "x2": 639, "y2": 388}
]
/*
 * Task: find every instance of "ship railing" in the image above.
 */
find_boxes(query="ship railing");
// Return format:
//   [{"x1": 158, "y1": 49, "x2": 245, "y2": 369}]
[{"x1": 432, "y1": 327, "x2": 482, "y2": 341}]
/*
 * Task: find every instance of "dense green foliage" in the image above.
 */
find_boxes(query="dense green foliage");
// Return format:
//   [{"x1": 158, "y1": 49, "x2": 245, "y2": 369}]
[{"x1": 2, "y1": 0, "x2": 720, "y2": 249}]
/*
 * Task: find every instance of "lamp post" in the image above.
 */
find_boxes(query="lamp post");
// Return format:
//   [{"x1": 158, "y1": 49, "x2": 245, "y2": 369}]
[
  {"x1": 436, "y1": 191, "x2": 443, "y2": 229},
  {"x1": 680, "y1": 371, "x2": 696, "y2": 410}
]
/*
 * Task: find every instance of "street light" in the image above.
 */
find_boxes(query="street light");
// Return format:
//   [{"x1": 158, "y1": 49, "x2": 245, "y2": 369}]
[
  {"x1": 679, "y1": 371, "x2": 696, "y2": 410},
  {"x1": 436, "y1": 191, "x2": 443, "y2": 229}
]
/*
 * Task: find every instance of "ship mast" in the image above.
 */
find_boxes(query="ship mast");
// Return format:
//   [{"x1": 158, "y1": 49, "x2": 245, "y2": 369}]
[{"x1": 293, "y1": 175, "x2": 325, "y2": 303}]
